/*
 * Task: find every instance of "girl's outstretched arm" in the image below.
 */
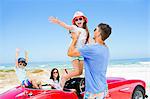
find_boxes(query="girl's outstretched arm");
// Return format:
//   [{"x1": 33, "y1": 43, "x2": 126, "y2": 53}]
[
  {"x1": 15, "y1": 48, "x2": 20, "y2": 68},
  {"x1": 48, "y1": 16, "x2": 73, "y2": 30}
]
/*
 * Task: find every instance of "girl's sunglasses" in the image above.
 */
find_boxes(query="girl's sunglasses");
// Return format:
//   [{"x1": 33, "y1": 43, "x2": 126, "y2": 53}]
[
  {"x1": 18, "y1": 62, "x2": 26, "y2": 66},
  {"x1": 75, "y1": 17, "x2": 83, "y2": 22}
]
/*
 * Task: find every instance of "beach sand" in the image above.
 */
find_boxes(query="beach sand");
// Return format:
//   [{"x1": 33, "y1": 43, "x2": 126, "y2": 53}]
[{"x1": 0, "y1": 67, "x2": 149, "y2": 97}]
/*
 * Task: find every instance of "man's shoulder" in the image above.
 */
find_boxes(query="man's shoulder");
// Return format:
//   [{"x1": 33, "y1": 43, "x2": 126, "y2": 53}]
[
  {"x1": 79, "y1": 44, "x2": 95, "y2": 51},
  {"x1": 83, "y1": 43, "x2": 109, "y2": 51},
  {"x1": 85, "y1": 43, "x2": 97, "y2": 48}
]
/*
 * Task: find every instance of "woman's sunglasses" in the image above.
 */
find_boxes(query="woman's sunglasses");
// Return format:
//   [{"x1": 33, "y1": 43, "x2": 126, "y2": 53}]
[
  {"x1": 75, "y1": 17, "x2": 83, "y2": 22},
  {"x1": 53, "y1": 71, "x2": 58, "y2": 74}
]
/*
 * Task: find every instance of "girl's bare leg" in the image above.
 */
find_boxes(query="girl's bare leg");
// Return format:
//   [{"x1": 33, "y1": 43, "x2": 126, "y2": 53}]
[
  {"x1": 60, "y1": 60, "x2": 84, "y2": 88},
  {"x1": 31, "y1": 79, "x2": 40, "y2": 89}
]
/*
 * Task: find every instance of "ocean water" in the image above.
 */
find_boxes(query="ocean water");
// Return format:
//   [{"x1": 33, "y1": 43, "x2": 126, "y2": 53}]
[
  {"x1": 0, "y1": 58, "x2": 150, "y2": 70},
  {"x1": 109, "y1": 58, "x2": 150, "y2": 68}
]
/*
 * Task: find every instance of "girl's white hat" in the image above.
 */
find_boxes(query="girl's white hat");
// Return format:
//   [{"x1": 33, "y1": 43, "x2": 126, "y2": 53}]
[{"x1": 72, "y1": 11, "x2": 88, "y2": 24}]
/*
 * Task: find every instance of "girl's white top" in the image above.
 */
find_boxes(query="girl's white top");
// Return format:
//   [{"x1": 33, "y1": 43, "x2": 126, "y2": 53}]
[
  {"x1": 70, "y1": 25, "x2": 87, "y2": 48},
  {"x1": 15, "y1": 67, "x2": 28, "y2": 82}
]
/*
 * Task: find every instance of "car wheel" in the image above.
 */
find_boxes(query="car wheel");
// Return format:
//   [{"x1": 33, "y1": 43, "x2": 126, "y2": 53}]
[
  {"x1": 79, "y1": 78, "x2": 85, "y2": 93},
  {"x1": 132, "y1": 86, "x2": 145, "y2": 99},
  {"x1": 64, "y1": 78, "x2": 85, "y2": 94}
]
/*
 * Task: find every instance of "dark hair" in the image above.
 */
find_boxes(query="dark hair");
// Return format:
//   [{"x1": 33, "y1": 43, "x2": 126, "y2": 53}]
[
  {"x1": 98, "y1": 23, "x2": 111, "y2": 41},
  {"x1": 73, "y1": 17, "x2": 90, "y2": 44},
  {"x1": 18, "y1": 57, "x2": 27, "y2": 66},
  {"x1": 50, "y1": 68, "x2": 60, "y2": 82}
]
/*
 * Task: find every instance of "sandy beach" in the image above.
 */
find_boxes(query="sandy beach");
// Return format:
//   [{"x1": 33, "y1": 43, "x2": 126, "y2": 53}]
[{"x1": 0, "y1": 67, "x2": 150, "y2": 97}]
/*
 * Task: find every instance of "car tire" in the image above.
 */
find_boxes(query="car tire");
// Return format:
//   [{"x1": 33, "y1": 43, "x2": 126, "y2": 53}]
[{"x1": 132, "y1": 86, "x2": 145, "y2": 99}]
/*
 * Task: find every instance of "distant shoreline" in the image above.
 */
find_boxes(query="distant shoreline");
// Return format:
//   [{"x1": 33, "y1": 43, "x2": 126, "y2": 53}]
[
  {"x1": 0, "y1": 58, "x2": 150, "y2": 70},
  {"x1": 1, "y1": 57, "x2": 150, "y2": 66}
]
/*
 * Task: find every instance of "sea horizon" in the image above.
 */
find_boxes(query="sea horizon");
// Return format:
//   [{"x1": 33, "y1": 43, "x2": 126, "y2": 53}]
[{"x1": 0, "y1": 57, "x2": 150, "y2": 70}]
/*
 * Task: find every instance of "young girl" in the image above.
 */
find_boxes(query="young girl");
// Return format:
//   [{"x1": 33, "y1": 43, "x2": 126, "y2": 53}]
[
  {"x1": 49, "y1": 11, "x2": 90, "y2": 88},
  {"x1": 15, "y1": 48, "x2": 41, "y2": 89}
]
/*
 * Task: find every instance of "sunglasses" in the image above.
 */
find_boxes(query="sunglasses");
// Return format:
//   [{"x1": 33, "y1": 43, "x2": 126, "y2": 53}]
[
  {"x1": 53, "y1": 71, "x2": 58, "y2": 74},
  {"x1": 75, "y1": 17, "x2": 83, "y2": 22},
  {"x1": 18, "y1": 62, "x2": 26, "y2": 66},
  {"x1": 94, "y1": 28, "x2": 100, "y2": 32}
]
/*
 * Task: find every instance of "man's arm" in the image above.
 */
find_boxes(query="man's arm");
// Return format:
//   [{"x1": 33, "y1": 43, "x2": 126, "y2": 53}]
[{"x1": 67, "y1": 33, "x2": 81, "y2": 57}]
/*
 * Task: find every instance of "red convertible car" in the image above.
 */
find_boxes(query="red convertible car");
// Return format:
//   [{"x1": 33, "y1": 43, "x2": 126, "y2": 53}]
[{"x1": 0, "y1": 77, "x2": 148, "y2": 99}]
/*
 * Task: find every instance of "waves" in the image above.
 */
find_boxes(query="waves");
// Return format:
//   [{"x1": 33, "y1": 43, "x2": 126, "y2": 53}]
[
  {"x1": 0, "y1": 58, "x2": 150, "y2": 70},
  {"x1": 109, "y1": 58, "x2": 150, "y2": 68},
  {"x1": 139, "y1": 61, "x2": 150, "y2": 65}
]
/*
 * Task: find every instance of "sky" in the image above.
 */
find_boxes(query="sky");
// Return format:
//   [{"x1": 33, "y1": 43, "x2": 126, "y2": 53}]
[{"x1": 0, "y1": 0, "x2": 149, "y2": 64}]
